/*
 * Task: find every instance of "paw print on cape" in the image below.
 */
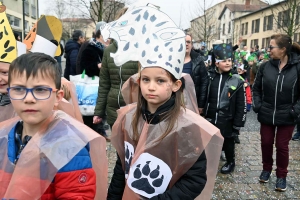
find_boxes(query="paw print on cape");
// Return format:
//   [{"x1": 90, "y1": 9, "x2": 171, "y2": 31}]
[
  {"x1": 124, "y1": 141, "x2": 134, "y2": 179},
  {"x1": 127, "y1": 153, "x2": 172, "y2": 198}
]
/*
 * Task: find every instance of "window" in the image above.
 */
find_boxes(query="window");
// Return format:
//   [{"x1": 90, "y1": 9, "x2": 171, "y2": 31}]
[
  {"x1": 241, "y1": 22, "x2": 248, "y2": 35},
  {"x1": 24, "y1": 1, "x2": 29, "y2": 15},
  {"x1": 263, "y1": 15, "x2": 273, "y2": 31},
  {"x1": 25, "y1": 20, "x2": 29, "y2": 31},
  {"x1": 31, "y1": 4, "x2": 37, "y2": 19},
  {"x1": 262, "y1": 37, "x2": 270, "y2": 49},
  {"x1": 296, "y1": 6, "x2": 300, "y2": 25},
  {"x1": 278, "y1": 10, "x2": 290, "y2": 28},
  {"x1": 251, "y1": 19, "x2": 260, "y2": 33},
  {"x1": 251, "y1": 39, "x2": 259, "y2": 48},
  {"x1": 294, "y1": 33, "x2": 300, "y2": 43},
  {"x1": 228, "y1": 22, "x2": 231, "y2": 33},
  {"x1": 241, "y1": 24, "x2": 244, "y2": 36},
  {"x1": 223, "y1": 23, "x2": 225, "y2": 35},
  {"x1": 7, "y1": 15, "x2": 21, "y2": 27}
]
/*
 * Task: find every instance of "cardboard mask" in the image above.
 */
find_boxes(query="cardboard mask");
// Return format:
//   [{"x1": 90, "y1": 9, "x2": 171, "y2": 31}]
[{"x1": 100, "y1": 4, "x2": 186, "y2": 79}]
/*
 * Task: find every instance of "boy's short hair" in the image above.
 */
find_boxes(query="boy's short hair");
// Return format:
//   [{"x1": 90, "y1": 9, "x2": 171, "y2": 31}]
[{"x1": 8, "y1": 53, "x2": 61, "y2": 89}]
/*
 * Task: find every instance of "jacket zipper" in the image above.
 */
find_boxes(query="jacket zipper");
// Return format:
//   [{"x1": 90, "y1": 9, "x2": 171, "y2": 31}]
[
  {"x1": 118, "y1": 65, "x2": 123, "y2": 108},
  {"x1": 280, "y1": 75, "x2": 284, "y2": 92},
  {"x1": 292, "y1": 78, "x2": 297, "y2": 104},
  {"x1": 273, "y1": 73, "x2": 280, "y2": 125},
  {"x1": 205, "y1": 77, "x2": 212, "y2": 116},
  {"x1": 215, "y1": 74, "x2": 222, "y2": 124}
]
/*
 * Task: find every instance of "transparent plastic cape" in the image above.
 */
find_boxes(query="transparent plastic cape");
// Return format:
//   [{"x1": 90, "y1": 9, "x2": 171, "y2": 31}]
[
  {"x1": 55, "y1": 77, "x2": 83, "y2": 123},
  {"x1": 121, "y1": 73, "x2": 199, "y2": 114},
  {"x1": 112, "y1": 104, "x2": 223, "y2": 200},
  {"x1": 0, "y1": 103, "x2": 17, "y2": 123},
  {"x1": 0, "y1": 110, "x2": 107, "y2": 200}
]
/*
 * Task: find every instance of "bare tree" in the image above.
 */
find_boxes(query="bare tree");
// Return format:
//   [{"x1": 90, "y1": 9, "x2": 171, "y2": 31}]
[
  {"x1": 189, "y1": 0, "x2": 219, "y2": 46},
  {"x1": 267, "y1": 0, "x2": 300, "y2": 37}
]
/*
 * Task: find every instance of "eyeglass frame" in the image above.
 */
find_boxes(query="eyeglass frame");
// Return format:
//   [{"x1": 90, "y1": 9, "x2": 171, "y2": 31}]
[
  {"x1": 7, "y1": 86, "x2": 58, "y2": 100},
  {"x1": 268, "y1": 46, "x2": 280, "y2": 50}
]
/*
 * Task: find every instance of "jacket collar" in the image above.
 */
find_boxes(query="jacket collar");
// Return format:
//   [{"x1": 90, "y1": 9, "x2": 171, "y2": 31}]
[
  {"x1": 141, "y1": 95, "x2": 175, "y2": 124},
  {"x1": 0, "y1": 94, "x2": 11, "y2": 106}
]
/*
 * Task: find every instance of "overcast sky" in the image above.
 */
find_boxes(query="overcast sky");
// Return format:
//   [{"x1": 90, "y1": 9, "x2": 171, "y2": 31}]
[{"x1": 38, "y1": 0, "x2": 279, "y2": 29}]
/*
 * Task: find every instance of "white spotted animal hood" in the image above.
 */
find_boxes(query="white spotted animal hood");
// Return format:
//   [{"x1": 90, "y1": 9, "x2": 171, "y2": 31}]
[{"x1": 100, "y1": 4, "x2": 186, "y2": 79}]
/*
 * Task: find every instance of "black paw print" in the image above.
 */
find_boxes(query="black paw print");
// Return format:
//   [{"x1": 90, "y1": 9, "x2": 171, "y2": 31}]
[
  {"x1": 131, "y1": 161, "x2": 164, "y2": 194},
  {"x1": 125, "y1": 145, "x2": 133, "y2": 175}
]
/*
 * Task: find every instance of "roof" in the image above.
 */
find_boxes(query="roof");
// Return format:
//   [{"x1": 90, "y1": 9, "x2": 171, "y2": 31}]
[
  {"x1": 61, "y1": 18, "x2": 94, "y2": 23},
  {"x1": 218, "y1": 4, "x2": 269, "y2": 20},
  {"x1": 234, "y1": 1, "x2": 284, "y2": 21}
]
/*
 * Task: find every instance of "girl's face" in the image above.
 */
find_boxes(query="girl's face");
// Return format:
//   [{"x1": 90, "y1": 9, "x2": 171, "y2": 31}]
[
  {"x1": 237, "y1": 68, "x2": 244, "y2": 74},
  {"x1": 140, "y1": 67, "x2": 181, "y2": 113},
  {"x1": 216, "y1": 59, "x2": 232, "y2": 73},
  {"x1": 248, "y1": 61, "x2": 254, "y2": 66},
  {"x1": 0, "y1": 62, "x2": 10, "y2": 94}
]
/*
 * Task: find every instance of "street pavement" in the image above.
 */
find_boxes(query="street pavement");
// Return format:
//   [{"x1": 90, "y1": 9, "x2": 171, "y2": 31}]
[{"x1": 106, "y1": 109, "x2": 300, "y2": 199}]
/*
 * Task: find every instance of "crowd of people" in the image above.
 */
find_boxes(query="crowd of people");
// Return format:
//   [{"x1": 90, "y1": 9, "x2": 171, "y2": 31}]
[{"x1": 1, "y1": 1, "x2": 300, "y2": 199}]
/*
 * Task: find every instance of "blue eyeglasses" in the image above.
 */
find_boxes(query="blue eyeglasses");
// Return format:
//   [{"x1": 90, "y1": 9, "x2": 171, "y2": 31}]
[{"x1": 7, "y1": 86, "x2": 58, "y2": 100}]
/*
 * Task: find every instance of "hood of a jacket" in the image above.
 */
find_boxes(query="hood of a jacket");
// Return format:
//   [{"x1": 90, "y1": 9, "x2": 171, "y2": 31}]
[{"x1": 65, "y1": 39, "x2": 80, "y2": 54}]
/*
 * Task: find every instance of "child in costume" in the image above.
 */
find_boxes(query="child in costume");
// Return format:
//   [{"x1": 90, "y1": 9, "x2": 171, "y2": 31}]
[
  {"x1": 0, "y1": 53, "x2": 108, "y2": 199},
  {"x1": 0, "y1": 2, "x2": 26, "y2": 122},
  {"x1": 204, "y1": 43, "x2": 246, "y2": 174},
  {"x1": 248, "y1": 56, "x2": 257, "y2": 86},
  {"x1": 102, "y1": 4, "x2": 224, "y2": 200},
  {"x1": 237, "y1": 65, "x2": 252, "y2": 112}
]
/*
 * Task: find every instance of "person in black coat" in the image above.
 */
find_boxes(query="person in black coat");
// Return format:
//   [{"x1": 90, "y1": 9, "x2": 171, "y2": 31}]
[
  {"x1": 183, "y1": 34, "x2": 208, "y2": 114},
  {"x1": 252, "y1": 34, "x2": 300, "y2": 191},
  {"x1": 76, "y1": 28, "x2": 109, "y2": 140},
  {"x1": 203, "y1": 43, "x2": 246, "y2": 174},
  {"x1": 63, "y1": 30, "x2": 85, "y2": 80}
]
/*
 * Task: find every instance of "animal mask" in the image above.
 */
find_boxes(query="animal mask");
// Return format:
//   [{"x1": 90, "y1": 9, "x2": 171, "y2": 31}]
[
  {"x1": 100, "y1": 4, "x2": 186, "y2": 79},
  {"x1": 23, "y1": 15, "x2": 62, "y2": 57},
  {"x1": 0, "y1": 2, "x2": 26, "y2": 63}
]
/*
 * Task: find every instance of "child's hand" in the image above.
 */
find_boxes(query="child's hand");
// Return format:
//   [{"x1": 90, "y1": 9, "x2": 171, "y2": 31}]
[{"x1": 93, "y1": 116, "x2": 102, "y2": 124}]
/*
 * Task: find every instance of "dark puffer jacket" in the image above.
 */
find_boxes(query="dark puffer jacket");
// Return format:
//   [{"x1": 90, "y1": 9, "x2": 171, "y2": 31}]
[
  {"x1": 94, "y1": 41, "x2": 138, "y2": 125},
  {"x1": 190, "y1": 50, "x2": 208, "y2": 108},
  {"x1": 252, "y1": 52, "x2": 300, "y2": 125},
  {"x1": 203, "y1": 68, "x2": 246, "y2": 137},
  {"x1": 63, "y1": 39, "x2": 81, "y2": 80}
]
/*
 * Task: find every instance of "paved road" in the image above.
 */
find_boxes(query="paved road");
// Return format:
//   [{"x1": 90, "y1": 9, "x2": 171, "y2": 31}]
[{"x1": 105, "y1": 109, "x2": 300, "y2": 199}]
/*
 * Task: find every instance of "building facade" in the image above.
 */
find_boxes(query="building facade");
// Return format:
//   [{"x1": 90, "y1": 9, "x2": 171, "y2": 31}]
[
  {"x1": 233, "y1": 1, "x2": 300, "y2": 49},
  {"x1": 190, "y1": 0, "x2": 267, "y2": 49},
  {"x1": 61, "y1": 18, "x2": 96, "y2": 40},
  {"x1": 1, "y1": 0, "x2": 38, "y2": 40}
]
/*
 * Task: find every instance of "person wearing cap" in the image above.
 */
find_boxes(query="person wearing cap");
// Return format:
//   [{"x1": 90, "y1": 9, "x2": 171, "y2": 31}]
[
  {"x1": 76, "y1": 22, "x2": 110, "y2": 140},
  {"x1": 63, "y1": 30, "x2": 85, "y2": 80},
  {"x1": 203, "y1": 43, "x2": 246, "y2": 174}
]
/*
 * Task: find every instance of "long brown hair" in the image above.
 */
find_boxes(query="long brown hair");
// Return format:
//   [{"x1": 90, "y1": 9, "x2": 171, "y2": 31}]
[
  {"x1": 131, "y1": 68, "x2": 185, "y2": 145},
  {"x1": 271, "y1": 34, "x2": 300, "y2": 55}
]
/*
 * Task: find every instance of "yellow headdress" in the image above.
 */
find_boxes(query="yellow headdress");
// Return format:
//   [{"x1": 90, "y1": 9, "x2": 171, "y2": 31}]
[
  {"x1": 0, "y1": 3, "x2": 26, "y2": 63},
  {"x1": 23, "y1": 15, "x2": 62, "y2": 57}
]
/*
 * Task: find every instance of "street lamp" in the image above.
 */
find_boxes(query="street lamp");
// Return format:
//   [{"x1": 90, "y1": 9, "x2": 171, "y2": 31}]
[{"x1": 22, "y1": 0, "x2": 26, "y2": 40}]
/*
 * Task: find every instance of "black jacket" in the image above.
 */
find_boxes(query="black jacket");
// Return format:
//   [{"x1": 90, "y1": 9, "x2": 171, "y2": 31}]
[
  {"x1": 203, "y1": 68, "x2": 246, "y2": 137},
  {"x1": 107, "y1": 97, "x2": 207, "y2": 200},
  {"x1": 79, "y1": 43, "x2": 104, "y2": 77},
  {"x1": 252, "y1": 52, "x2": 300, "y2": 125},
  {"x1": 63, "y1": 39, "x2": 81, "y2": 80},
  {"x1": 76, "y1": 41, "x2": 89, "y2": 74},
  {"x1": 190, "y1": 50, "x2": 208, "y2": 108}
]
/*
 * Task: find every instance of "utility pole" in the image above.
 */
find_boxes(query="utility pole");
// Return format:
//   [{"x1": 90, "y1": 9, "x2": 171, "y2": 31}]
[{"x1": 22, "y1": 0, "x2": 26, "y2": 40}]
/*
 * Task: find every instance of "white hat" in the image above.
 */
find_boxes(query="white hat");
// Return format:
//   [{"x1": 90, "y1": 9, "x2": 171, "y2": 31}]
[
  {"x1": 238, "y1": 64, "x2": 244, "y2": 70},
  {"x1": 101, "y1": 4, "x2": 186, "y2": 79}
]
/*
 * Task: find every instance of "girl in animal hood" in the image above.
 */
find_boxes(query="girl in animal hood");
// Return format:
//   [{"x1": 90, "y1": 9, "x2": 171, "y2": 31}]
[
  {"x1": 102, "y1": 4, "x2": 224, "y2": 200},
  {"x1": 0, "y1": 3, "x2": 26, "y2": 122}
]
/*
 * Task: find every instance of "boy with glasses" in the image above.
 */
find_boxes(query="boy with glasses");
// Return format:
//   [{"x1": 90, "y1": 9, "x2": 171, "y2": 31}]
[{"x1": 0, "y1": 53, "x2": 107, "y2": 199}]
